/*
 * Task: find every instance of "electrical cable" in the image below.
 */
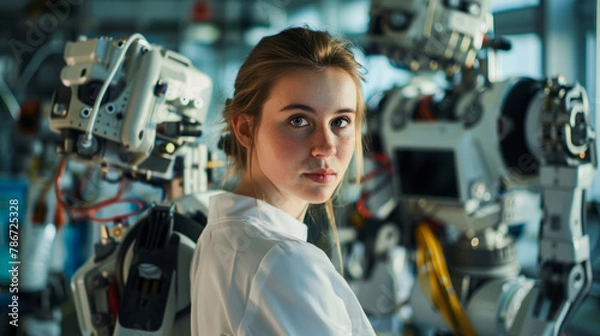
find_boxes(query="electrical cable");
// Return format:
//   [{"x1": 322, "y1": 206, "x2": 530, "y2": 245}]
[
  {"x1": 417, "y1": 95, "x2": 435, "y2": 121},
  {"x1": 415, "y1": 221, "x2": 477, "y2": 336},
  {"x1": 32, "y1": 158, "x2": 67, "y2": 230},
  {"x1": 350, "y1": 153, "x2": 393, "y2": 184},
  {"x1": 55, "y1": 157, "x2": 127, "y2": 212},
  {"x1": 356, "y1": 176, "x2": 393, "y2": 219},
  {"x1": 356, "y1": 190, "x2": 373, "y2": 219},
  {"x1": 54, "y1": 156, "x2": 145, "y2": 222},
  {"x1": 416, "y1": 228, "x2": 453, "y2": 329},
  {"x1": 354, "y1": 152, "x2": 394, "y2": 219},
  {"x1": 82, "y1": 33, "x2": 148, "y2": 146},
  {"x1": 87, "y1": 198, "x2": 145, "y2": 223}
]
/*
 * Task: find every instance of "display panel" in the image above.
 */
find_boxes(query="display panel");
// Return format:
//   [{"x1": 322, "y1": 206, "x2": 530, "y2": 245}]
[{"x1": 394, "y1": 148, "x2": 460, "y2": 200}]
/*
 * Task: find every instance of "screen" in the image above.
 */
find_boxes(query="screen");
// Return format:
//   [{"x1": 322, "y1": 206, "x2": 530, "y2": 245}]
[{"x1": 394, "y1": 148, "x2": 460, "y2": 200}]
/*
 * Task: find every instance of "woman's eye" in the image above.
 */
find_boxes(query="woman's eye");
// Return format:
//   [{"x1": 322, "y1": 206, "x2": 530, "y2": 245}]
[
  {"x1": 332, "y1": 117, "x2": 350, "y2": 128},
  {"x1": 290, "y1": 116, "x2": 309, "y2": 127}
]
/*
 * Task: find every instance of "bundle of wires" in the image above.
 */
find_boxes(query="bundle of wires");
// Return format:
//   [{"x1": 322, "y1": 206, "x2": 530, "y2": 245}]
[
  {"x1": 415, "y1": 221, "x2": 477, "y2": 336},
  {"x1": 351, "y1": 151, "x2": 476, "y2": 333},
  {"x1": 54, "y1": 157, "x2": 146, "y2": 223},
  {"x1": 355, "y1": 153, "x2": 393, "y2": 219},
  {"x1": 55, "y1": 33, "x2": 148, "y2": 223}
]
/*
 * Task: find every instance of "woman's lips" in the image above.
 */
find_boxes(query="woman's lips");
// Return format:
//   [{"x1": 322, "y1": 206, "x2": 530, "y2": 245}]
[{"x1": 304, "y1": 173, "x2": 336, "y2": 184}]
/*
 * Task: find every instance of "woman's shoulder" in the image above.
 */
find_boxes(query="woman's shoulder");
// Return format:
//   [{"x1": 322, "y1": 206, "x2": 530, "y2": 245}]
[
  {"x1": 258, "y1": 238, "x2": 339, "y2": 282},
  {"x1": 201, "y1": 215, "x2": 305, "y2": 249},
  {"x1": 269, "y1": 237, "x2": 329, "y2": 260},
  {"x1": 208, "y1": 220, "x2": 326, "y2": 263},
  {"x1": 198, "y1": 217, "x2": 323, "y2": 269}
]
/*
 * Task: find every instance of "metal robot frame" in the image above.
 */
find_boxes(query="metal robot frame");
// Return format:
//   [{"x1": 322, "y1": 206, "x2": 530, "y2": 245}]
[
  {"x1": 365, "y1": 0, "x2": 595, "y2": 334},
  {"x1": 48, "y1": 33, "x2": 215, "y2": 335}
]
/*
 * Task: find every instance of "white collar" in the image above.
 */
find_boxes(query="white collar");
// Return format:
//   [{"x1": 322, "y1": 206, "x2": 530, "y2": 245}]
[{"x1": 206, "y1": 191, "x2": 308, "y2": 242}]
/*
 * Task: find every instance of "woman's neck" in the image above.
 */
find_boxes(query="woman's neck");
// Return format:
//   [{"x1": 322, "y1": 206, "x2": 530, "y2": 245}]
[{"x1": 234, "y1": 174, "x2": 308, "y2": 221}]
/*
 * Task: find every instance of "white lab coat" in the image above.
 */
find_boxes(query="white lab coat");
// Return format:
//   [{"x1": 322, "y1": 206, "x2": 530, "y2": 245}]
[{"x1": 190, "y1": 192, "x2": 376, "y2": 336}]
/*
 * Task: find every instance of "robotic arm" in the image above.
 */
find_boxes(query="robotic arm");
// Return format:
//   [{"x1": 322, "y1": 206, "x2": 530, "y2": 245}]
[
  {"x1": 50, "y1": 34, "x2": 212, "y2": 185},
  {"x1": 366, "y1": 0, "x2": 595, "y2": 335},
  {"x1": 520, "y1": 76, "x2": 595, "y2": 335}
]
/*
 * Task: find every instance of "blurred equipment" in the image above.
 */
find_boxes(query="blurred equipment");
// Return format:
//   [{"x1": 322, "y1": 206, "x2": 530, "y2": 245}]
[
  {"x1": 368, "y1": 0, "x2": 496, "y2": 73},
  {"x1": 49, "y1": 33, "x2": 212, "y2": 186},
  {"x1": 48, "y1": 33, "x2": 214, "y2": 335},
  {"x1": 357, "y1": 0, "x2": 596, "y2": 335}
]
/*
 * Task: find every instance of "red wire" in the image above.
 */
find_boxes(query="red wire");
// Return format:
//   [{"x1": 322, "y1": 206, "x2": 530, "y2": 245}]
[
  {"x1": 353, "y1": 152, "x2": 395, "y2": 218},
  {"x1": 87, "y1": 198, "x2": 145, "y2": 223},
  {"x1": 54, "y1": 157, "x2": 144, "y2": 222},
  {"x1": 369, "y1": 153, "x2": 393, "y2": 173},
  {"x1": 108, "y1": 279, "x2": 120, "y2": 322},
  {"x1": 360, "y1": 166, "x2": 387, "y2": 183},
  {"x1": 352, "y1": 153, "x2": 393, "y2": 184},
  {"x1": 356, "y1": 190, "x2": 373, "y2": 219},
  {"x1": 482, "y1": 34, "x2": 490, "y2": 48},
  {"x1": 55, "y1": 157, "x2": 128, "y2": 212},
  {"x1": 417, "y1": 96, "x2": 435, "y2": 121}
]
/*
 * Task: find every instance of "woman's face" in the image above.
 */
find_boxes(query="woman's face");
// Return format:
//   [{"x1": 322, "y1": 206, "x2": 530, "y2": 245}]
[{"x1": 251, "y1": 67, "x2": 358, "y2": 206}]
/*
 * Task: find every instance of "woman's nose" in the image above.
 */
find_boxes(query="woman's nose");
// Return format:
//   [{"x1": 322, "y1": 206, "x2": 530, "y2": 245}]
[{"x1": 311, "y1": 127, "x2": 336, "y2": 158}]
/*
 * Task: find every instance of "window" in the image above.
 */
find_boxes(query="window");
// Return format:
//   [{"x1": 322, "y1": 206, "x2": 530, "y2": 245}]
[
  {"x1": 494, "y1": 33, "x2": 542, "y2": 80},
  {"x1": 491, "y1": 0, "x2": 539, "y2": 13}
]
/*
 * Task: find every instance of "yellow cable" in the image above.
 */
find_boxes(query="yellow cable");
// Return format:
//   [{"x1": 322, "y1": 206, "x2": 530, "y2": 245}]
[
  {"x1": 415, "y1": 222, "x2": 478, "y2": 336},
  {"x1": 416, "y1": 227, "x2": 460, "y2": 332},
  {"x1": 206, "y1": 160, "x2": 224, "y2": 169},
  {"x1": 420, "y1": 225, "x2": 474, "y2": 334},
  {"x1": 418, "y1": 223, "x2": 476, "y2": 335},
  {"x1": 422, "y1": 228, "x2": 463, "y2": 332},
  {"x1": 416, "y1": 229, "x2": 459, "y2": 331}
]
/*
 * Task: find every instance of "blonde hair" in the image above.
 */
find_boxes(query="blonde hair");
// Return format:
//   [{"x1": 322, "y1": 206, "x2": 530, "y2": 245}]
[{"x1": 222, "y1": 26, "x2": 365, "y2": 272}]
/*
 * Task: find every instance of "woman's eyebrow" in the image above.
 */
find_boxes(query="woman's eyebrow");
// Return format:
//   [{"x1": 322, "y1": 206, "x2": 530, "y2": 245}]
[{"x1": 280, "y1": 103, "x2": 356, "y2": 114}]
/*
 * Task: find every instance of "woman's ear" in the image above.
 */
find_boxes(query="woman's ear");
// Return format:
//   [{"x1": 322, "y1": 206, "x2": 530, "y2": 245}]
[{"x1": 231, "y1": 114, "x2": 254, "y2": 149}]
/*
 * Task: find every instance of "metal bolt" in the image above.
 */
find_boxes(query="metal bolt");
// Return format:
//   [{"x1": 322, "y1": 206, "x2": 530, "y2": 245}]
[
  {"x1": 178, "y1": 97, "x2": 189, "y2": 106},
  {"x1": 193, "y1": 98, "x2": 204, "y2": 109},
  {"x1": 105, "y1": 104, "x2": 115, "y2": 114},
  {"x1": 80, "y1": 107, "x2": 91, "y2": 118}
]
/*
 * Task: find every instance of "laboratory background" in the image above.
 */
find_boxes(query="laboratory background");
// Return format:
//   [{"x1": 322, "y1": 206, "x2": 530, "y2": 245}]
[{"x1": 0, "y1": 0, "x2": 599, "y2": 335}]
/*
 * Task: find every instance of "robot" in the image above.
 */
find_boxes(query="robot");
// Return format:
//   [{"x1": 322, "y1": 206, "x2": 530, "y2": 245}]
[
  {"x1": 361, "y1": 0, "x2": 596, "y2": 334},
  {"x1": 48, "y1": 33, "x2": 214, "y2": 335}
]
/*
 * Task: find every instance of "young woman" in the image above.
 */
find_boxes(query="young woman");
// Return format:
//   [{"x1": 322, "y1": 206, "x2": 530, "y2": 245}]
[{"x1": 190, "y1": 27, "x2": 376, "y2": 336}]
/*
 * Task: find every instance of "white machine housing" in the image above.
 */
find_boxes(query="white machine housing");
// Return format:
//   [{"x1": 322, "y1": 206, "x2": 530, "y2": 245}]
[{"x1": 49, "y1": 36, "x2": 212, "y2": 182}]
